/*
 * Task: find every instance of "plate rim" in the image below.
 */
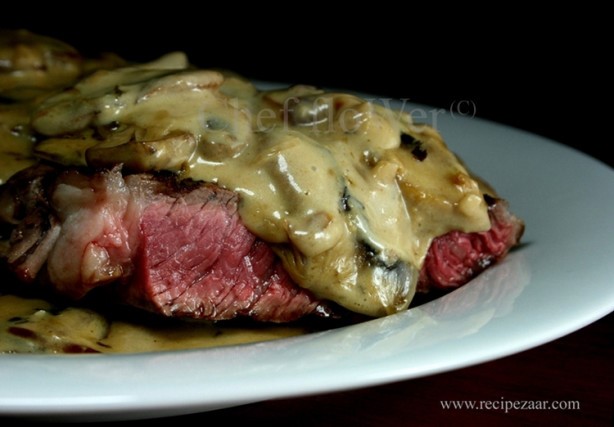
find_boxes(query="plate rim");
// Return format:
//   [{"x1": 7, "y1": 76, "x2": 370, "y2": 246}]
[{"x1": 1, "y1": 92, "x2": 613, "y2": 420}]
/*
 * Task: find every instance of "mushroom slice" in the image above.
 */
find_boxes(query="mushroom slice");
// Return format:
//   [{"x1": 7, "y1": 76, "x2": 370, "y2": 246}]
[
  {"x1": 137, "y1": 70, "x2": 224, "y2": 103},
  {"x1": 138, "y1": 51, "x2": 189, "y2": 71},
  {"x1": 86, "y1": 131, "x2": 197, "y2": 172},
  {"x1": 289, "y1": 95, "x2": 331, "y2": 127},
  {"x1": 277, "y1": 238, "x2": 417, "y2": 317},
  {"x1": 33, "y1": 126, "x2": 134, "y2": 167},
  {"x1": 0, "y1": 29, "x2": 82, "y2": 100},
  {"x1": 0, "y1": 103, "x2": 37, "y2": 184},
  {"x1": 34, "y1": 137, "x2": 100, "y2": 166}
]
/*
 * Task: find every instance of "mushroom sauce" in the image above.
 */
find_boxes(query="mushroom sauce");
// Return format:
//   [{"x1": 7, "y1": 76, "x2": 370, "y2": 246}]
[
  {"x1": 0, "y1": 293, "x2": 307, "y2": 354},
  {"x1": 0, "y1": 30, "x2": 491, "y2": 353}
]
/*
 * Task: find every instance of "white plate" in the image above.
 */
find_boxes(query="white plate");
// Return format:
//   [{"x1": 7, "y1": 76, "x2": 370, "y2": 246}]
[{"x1": 1, "y1": 91, "x2": 613, "y2": 422}]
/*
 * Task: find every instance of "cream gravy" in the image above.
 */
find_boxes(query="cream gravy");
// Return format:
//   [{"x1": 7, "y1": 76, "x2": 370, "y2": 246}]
[
  {"x1": 0, "y1": 31, "x2": 492, "y2": 354},
  {"x1": 0, "y1": 294, "x2": 306, "y2": 354},
  {"x1": 22, "y1": 61, "x2": 490, "y2": 316}
]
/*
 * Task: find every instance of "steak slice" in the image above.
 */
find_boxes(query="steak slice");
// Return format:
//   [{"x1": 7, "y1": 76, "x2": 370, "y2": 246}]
[
  {"x1": 417, "y1": 195, "x2": 524, "y2": 292},
  {"x1": 0, "y1": 165, "x2": 524, "y2": 321},
  {"x1": 121, "y1": 174, "x2": 327, "y2": 321},
  {"x1": 0, "y1": 165, "x2": 331, "y2": 322},
  {"x1": 0, "y1": 164, "x2": 60, "y2": 283}
]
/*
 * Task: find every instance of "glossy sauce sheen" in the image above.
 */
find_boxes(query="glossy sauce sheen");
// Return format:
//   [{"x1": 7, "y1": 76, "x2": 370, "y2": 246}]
[
  {"x1": 21, "y1": 54, "x2": 490, "y2": 316},
  {"x1": 1, "y1": 50, "x2": 490, "y2": 319},
  {"x1": 0, "y1": 294, "x2": 306, "y2": 354}
]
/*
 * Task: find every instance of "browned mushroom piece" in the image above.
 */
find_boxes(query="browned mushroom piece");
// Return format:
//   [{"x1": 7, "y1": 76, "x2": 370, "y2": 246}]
[
  {"x1": 86, "y1": 131, "x2": 197, "y2": 172},
  {"x1": 0, "y1": 30, "x2": 83, "y2": 100}
]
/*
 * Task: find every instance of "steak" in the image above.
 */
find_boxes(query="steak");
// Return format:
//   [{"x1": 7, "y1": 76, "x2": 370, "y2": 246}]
[
  {"x1": 417, "y1": 194, "x2": 524, "y2": 292},
  {"x1": 0, "y1": 165, "x2": 523, "y2": 322},
  {"x1": 0, "y1": 165, "x2": 331, "y2": 322}
]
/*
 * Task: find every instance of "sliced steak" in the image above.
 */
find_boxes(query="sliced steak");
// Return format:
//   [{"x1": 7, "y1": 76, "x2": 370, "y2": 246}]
[
  {"x1": 121, "y1": 174, "x2": 326, "y2": 321},
  {"x1": 0, "y1": 165, "x2": 61, "y2": 283},
  {"x1": 1, "y1": 165, "x2": 524, "y2": 321},
  {"x1": 417, "y1": 195, "x2": 524, "y2": 292},
  {"x1": 0, "y1": 165, "x2": 331, "y2": 322}
]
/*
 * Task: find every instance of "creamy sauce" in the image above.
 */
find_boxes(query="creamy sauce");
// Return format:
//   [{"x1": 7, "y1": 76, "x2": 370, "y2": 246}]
[
  {"x1": 0, "y1": 31, "x2": 492, "y2": 353},
  {"x1": 18, "y1": 65, "x2": 490, "y2": 317},
  {"x1": 0, "y1": 294, "x2": 307, "y2": 354},
  {"x1": 0, "y1": 103, "x2": 37, "y2": 183}
]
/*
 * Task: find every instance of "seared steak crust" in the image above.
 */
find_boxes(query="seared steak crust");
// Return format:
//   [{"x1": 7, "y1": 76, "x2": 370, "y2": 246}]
[
  {"x1": 1, "y1": 166, "x2": 523, "y2": 321},
  {"x1": 418, "y1": 195, "x2": 524, "y2": 292},
  {"x1": 0, "y1": 165, "x2": 330, "y2": 322}
]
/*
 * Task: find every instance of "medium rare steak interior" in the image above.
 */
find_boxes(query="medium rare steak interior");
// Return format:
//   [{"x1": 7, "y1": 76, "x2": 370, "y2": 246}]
[
  {"x1": 0, "y1": 30, "x2": 524, "y2": 334},
  {"x1": 0, "y1": 165, "x2": 331, "y2": 322},
  {"x1": 0, "y1": 164, "x2": 522, "y2": 323}
]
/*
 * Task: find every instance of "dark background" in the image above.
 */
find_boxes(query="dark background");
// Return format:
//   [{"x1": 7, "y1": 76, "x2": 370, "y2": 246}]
[
  {"x1": 1, "y1": 11, "x2": 612, "y2": 426},
  {"x1": 1, "y1": 9, "x2": 610, "y2": 168}
]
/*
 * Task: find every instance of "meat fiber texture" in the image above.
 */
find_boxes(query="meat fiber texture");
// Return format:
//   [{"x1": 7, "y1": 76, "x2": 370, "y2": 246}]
[
  {"x1": 418, "y1": 195, "x2": 524, "y2": 292},
  {"x1": 0, "y1": 165, "x2": 523, "y2": 322},
  {"x1": 0, "y1": 165, "x2": 330, "y2": 322}
]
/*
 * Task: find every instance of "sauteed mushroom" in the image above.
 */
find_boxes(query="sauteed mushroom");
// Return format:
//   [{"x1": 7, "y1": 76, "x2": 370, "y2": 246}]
[{"x1": 0, "y1": 29, "x2": 83, "y2": 100}]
